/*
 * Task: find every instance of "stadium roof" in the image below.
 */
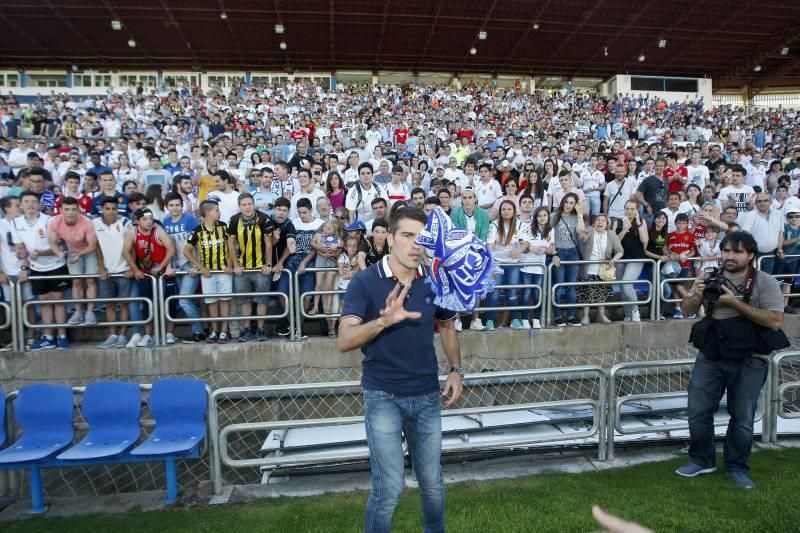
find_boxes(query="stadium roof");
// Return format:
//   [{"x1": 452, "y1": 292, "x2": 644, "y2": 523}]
[{"x1": 1, "y1": 0, "x2": 800, "y2": 87}]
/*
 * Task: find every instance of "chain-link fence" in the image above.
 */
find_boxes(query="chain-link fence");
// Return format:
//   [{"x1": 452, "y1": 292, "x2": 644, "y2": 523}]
[{"x1": 3, "y1": 341, "x2": 800, "y2": 501}]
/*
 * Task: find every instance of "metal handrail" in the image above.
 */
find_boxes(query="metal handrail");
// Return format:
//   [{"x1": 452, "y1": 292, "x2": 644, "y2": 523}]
[
  {"x1": 771, "y1": 351, "x2": 800, "y2": 435},
  {"x1": 293, "y1": 267, "x2": 341, "y2": 339},
  {"x1": 159, "y1": 270, "x2": 295, "y2": 343},
  {"x1": 546, "y1": 258, "x2": 656, "y2": 325},
  {"x1": 16, "y1": 273, "x2": 158, "y2": 344},
  {"x1": 208, "y1": 365, "x2": 607, "y2": 494},
  {"x1": 606, "y1": 357, "x2": 771, "y2": 460},
  {"x1": 757, "y1": 254, "x2": 800, "y2": 285}
]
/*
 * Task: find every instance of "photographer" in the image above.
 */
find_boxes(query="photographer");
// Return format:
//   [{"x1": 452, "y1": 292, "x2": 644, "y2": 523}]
[{"x1": 676, "y1": 232, "x2": 786, "y2": 489}]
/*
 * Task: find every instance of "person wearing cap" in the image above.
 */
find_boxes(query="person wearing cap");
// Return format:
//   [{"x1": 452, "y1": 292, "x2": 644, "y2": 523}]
[{"x1": 122, "y1": 206, "x2": 175, "y2": 348}]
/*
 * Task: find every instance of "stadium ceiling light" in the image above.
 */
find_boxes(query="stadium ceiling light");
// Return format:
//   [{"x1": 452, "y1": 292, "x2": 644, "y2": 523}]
[
  {"x1": 604, "y1": 46, "x2": 608, "y2": 57},
  {"x1": 220, "y1": 11, "x2": 228, "y2": 20},
  {"x1": 532, "y1": 23, "x2": 539, "y2": 30},
  {"x1": 111, "y1": 20, "x2": 122, "y2": 31},
  {"x1": 469, "y1": 47, "x2": 477, "y2": 55},
  {"x1": 280, "y1": 41, "x2": 287, "y2": 50},
  {"x1": 478, "y1": 30, "x2": 487, "y2": 40},
  {"x1": 638, "y1": 54, "x2": 645, "y2": 62},
  {"x1": 275, "y1": 24, "x2": 285, "y2": 34},
  {"x1": 754, "y1": 64, "x2": 762, "y2": 72},
  {"x1": 127, "y1": 39, "x2": 136, "y2": 48},
  {"x1": 658, "y1": 39, "x2": 667, "y2": 48},
  {"x1": 781, "y1": 47, "x2": 790, "y2": 56}
]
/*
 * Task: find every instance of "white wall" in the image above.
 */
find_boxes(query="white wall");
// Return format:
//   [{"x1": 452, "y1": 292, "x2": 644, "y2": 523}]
[{"x1": 601, "y1": 75, "x2": 712, "y2": 103}]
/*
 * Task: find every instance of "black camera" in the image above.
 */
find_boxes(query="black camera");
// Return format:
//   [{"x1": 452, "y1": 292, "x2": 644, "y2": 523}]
[{"x1": 703, "y1": 268, "x2": 734, "y2": 303}]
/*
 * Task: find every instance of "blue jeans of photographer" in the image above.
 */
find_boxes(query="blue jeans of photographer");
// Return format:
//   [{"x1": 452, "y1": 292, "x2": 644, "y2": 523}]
[
  {"x1": 363, "y1": 389, "x2": 444, "y2": 533},
  {"x1": 687, "y1": 354, "x2": 768, "y2": 473}
]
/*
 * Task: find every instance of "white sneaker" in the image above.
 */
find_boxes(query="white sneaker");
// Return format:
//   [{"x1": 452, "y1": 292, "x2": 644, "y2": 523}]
[
  {"x1": 631, "y1": 309, "x2": 641, "y2": 323},
  {"x1": 454, "y1": 318, "x2": 463, "y2": 332},
  {"x1": 116, "y1": 335, "x2": 128, "y2": 348},
  {"x1": 520, "y1": 319, "x2": 531, "y2": 330},
  {"x1": 469, "y1": 318, "x2": 485, "y2": 331},
  {"x1": 126, "y1": 333, "x2": 142, "y2": 348},
  {"x1": 698, "y1": 307, "x2": 706, "y2": 318},
  {"x1": 165, "y1": 332, "x2": 176, "y2": 344},
  {"x1": 137, "y1": 334, "x2": 154, "y2": 348},
  {"x1": 97, "y1": 335, "x2": 118, "y2": 349},
  {"x1": 67, "y1": 311, "x2": 84, "y2": 325},
  {"x1": 84, "y1": 310, "x2": 98, "y2": 325},
  {"x1": 532, "y1": 319, "x2": 542, "y2": 329}
]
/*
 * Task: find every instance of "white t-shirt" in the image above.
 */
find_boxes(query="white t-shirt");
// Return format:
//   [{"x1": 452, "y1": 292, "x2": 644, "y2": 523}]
[
  {"x1": 206, "y1": 189, "x2": 241, "y2": 224},
  {"x1": 519, "y1": 225, "x2": 554, "y2": 275},
  {"x1": 474, "y1": 179, "x2": 502, "y2": 208},
  {"x1": 93, "y1": 216, "x2": 131, "y2": 274},
  {"x1": 11, "y1": 214, "x2": 66, "y2": 272},
  {"x1": 345, "y1": 182, "x2": 388, "y2": 222},
  {"x1": 686, "y1": 164, "x2": 710, "y2": 189},
  {"x1": 0, "y1": 218, "x2": 22, "y2": 276},
  {"x1": 604, "y1": 178, "x2": 637, "y2": 219},
  {"x1": 580, "y1": 168, "x2": 605, "y2": 198},
  {"x1": 719, "y1": 185, "x2": 755, "y2": 213},
  {"x1": 487, "y1": 220, "x2": 524, "y2": 264},
  {"x1": 290, "y1": 188, "x2": 327, "y2": 219}
]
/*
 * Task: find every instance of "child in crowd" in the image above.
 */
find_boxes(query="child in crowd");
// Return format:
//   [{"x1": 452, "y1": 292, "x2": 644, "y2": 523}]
[
  {"x1": 778, "y1": 207, "x2": 800, "y2": 310},
  {"x1": 695, "y1": 225, "x2": 721, "y2": 276},
  {"x1": 336, "y1": 236, "x2": 362, "y2": 335},
  {"x1": 310, "y1": 220, "x2": 343, "y2": 331},
  {"x1": 665, "y1": 213, "x2": 695, "y2": 318}
]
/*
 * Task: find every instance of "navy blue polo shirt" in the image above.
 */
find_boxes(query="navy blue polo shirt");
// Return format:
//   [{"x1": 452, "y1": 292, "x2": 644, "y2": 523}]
[{"x1": 342, "y1": 256, "x2": 456, "y2": 397}]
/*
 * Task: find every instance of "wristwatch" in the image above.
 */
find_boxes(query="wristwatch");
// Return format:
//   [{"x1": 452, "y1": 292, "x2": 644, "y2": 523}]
[{"x1": 450, "y1": 367, "x2": 465, "y2": 377}]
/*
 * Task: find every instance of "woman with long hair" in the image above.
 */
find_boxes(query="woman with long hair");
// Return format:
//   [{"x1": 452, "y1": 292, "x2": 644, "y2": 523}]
[
  {"x1": 644, "y1": 211, "x2": 672, "y2": 315},
  {"x1": 144, "y1": 184, "x2": 166, "y2": 220},
  {"x1": 551, "y1": 193, "x2": 587, "y2": 326},
  {"x1": 577, "y1": 214, "x2": 623, "y2": 325},
  {"x1": 485, "y1": 199, "x2": 526, "y2": 330},
  {"x1": 343, "y1": 152, "x2": 360, "y2": 186},
  {"x1": 519, "y1": 206, "x2": 554, "y2": 329},
  {"x1": 490, "y1": 175, "x2": 520, "y2": 221},
  {"x1": 325, "y1": 171, "x2": 345, "y2": 210},
  {"x1": 679, "y1": 184, "x2": 704, "y2": 221},
  {"x1": 114, "y1": 153, "x2": 138, "y2": 192},
  {"x1": 523, "y1": 168, "x2": 549, "y2": 210},
  {"x1": 616, "y1": 200, "x2": 649, "y2": 322}
]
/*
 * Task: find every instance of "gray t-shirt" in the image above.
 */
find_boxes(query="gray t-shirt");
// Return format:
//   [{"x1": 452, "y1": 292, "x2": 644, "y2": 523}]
[
  {"x1": 692, "y1": 269, "x2": 784, "y2": 320},
  {"x1": 553, "y1": 213, "x2": 579, "y2": 250}
]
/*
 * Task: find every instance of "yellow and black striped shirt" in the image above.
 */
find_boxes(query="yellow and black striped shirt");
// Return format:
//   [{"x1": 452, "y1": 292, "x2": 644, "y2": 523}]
[
  {"x1": 228, "y1": 212, "x2": 275, "y2": 269},
  {"x1": 188, "y1": 222, "x2": 229, "y2": 271}
]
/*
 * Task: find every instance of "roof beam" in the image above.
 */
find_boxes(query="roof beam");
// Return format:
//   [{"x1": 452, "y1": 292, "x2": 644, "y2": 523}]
[
  {"x1": 157, "y1": 0, "x2": 201, "y2": 64},
  {"x1": 543, "y1": 1, "x2": 608, "y2": 68},
  {"x1": 41, "y1": 0, "x2": 104, "y2": 60},
  {"x1": 98, "y1": 0, "x2": 155, "y2": 67},
  {"x1": 717, "y1": 30, "x2": 800, "y2": 79},
  {"x1": 0, "y1": 6, "x2": 51, "y2": 58},
  {"x1": 329, "y1": 0, "x2": 336, "y2": 67},
  {"x1": 417, "y1": 0, "x2": 445, "y2": 71},
  {"x1": 374, "y1": 0, "x2": 391, "y2": 66},
  {"x1": 497, "y1": 0, "x2": 553, "y2": 71}
]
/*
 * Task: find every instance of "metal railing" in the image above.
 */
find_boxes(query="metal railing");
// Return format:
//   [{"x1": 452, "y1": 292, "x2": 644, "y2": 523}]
[
  {"x1": 294, "y1": 267, "x2": 344, "y2": 340},
  {"x1": 17, "y1": 273, "x2": 159, "y2": 344},
  {"x1": 0, "y1": 278, "x2": 18, "y2": 351},
  {"x1": 158, "y1": 270, "x2": 294, "y2": 343},
  {"x1": 770, "y1": 350, "x2": 800, "y2": 443},
  {"x1": 607, "y1": 357, "x2": 771, "y2": 460},
  {"x1": 473, "y1": 261, "x2": 547, "y2": 316},
  {"x1": 209, "y1": 365, "x2": 608, "y2": 495},
  {"x1": 546, "y1": 259, "x2": 656, "y2": 325}
]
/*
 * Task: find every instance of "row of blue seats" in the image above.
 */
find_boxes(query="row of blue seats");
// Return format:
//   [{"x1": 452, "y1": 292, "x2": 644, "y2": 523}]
[{"x1": 0, "y1": 378, "x2": 208, "y2": 514}]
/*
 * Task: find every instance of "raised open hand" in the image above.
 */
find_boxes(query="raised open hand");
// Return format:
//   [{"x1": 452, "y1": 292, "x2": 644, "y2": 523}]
[{"x1": 379, "y1": 282, "x2": 422, "y2": 328}]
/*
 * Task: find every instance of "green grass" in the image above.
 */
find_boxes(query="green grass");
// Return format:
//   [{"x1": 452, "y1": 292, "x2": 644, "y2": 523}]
[{"x1": 7, "y1": 448, "x2": 800, "y2": 533}]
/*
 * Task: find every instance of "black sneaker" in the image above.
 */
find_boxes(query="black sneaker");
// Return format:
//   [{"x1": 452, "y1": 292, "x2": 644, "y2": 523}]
[
  {"x1": 218, "y1": 331, "x2": 230, "y2": 344},
  {"x1": 255, "y1": 328, "x2": 268, "y2": 341},
  {"x1": 206, "y1": 331, "x2": 219, "y2": 344},
  {"x1": 182, "y1": 332, "x2": 206, "y2": 344},
  {"x1": 277, "y1": 326, "x2": 291, "y2": 337},
  {"x1": 567, "y1": 317, "x2": 582, "y2": 327},
  {"x1": 237, "y1": 328, "x2": 253, "y2": 343},
  {"x1": 555, "y1": 317, "x2": 567, "y2": 328}
]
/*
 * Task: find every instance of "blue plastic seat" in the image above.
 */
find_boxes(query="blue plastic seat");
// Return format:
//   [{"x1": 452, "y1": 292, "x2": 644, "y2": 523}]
[
  {"x1": 0, "y1": 384, "x2": 74, "y2": 464},
  {"x1": 0, "y1": 389, "x2": 6, "y2": 449},
  {"x1": 131, "y1": 378, "x2": 207, "y2": 457},
  {"x1": 57, "y1": 381, "x2": 142, "y2": 461}
]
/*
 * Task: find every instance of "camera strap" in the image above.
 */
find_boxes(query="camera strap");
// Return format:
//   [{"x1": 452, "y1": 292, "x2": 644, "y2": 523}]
[{"x1": 705, "y1": 266, "x2": 756, "y2": 316}]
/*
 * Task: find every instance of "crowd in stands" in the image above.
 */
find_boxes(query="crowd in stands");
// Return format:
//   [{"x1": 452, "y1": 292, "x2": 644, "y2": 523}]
[{"x1": 1, "y1": 80, "x2": 800, "y2": 351}]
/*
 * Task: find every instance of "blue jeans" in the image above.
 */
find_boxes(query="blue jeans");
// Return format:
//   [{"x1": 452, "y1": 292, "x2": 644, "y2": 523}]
[
  {"x1": 486, "y1": 265, "x2": 520, "y2": 321},
  {"x1": 554, "y1": 248, "x2": 580, "y2": 319},
  {"x1": 687, "y1": 354, "x2": 768, "y2": 473},
  {"x1": 520, "y1": 271, "x2": 543, "y2": 319},
  {"x1": 586, "y1": 195, "x2": 601, "y2": 216},
  {"x1": 164, "y1": 266, "x2": 202, "y2": 335},
  {"x1": 363, "y1": 389, "x2": 444, "y2": 533},
  {"x1": 758, "y1": 254, "x2": 776, "y2": 275}
]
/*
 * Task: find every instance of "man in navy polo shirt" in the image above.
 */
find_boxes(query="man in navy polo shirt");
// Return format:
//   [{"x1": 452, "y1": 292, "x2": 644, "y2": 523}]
[{"x1": 339, "y1": 207, "x2": 463, "y2": 533}]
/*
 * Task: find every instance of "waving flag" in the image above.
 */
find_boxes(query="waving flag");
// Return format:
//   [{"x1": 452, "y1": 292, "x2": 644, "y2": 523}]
[{"x1": 415, "y1": 207, "x2": 500, "y2": 312}]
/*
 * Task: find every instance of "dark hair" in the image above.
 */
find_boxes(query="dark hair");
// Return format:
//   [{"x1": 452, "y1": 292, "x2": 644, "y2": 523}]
[
  {"x1": 164, "y1": 192, "x2": 183, "y2": 206},
  {"x1": 0, "y1": 196, "x2": 16, "y2": 214},
  {"x1": 372, "y1": 218, "x2": 390, "y2": 232},
  {"x1": 101, "y1": 196, "x2": 120, "y2": 208},
  {"x1": 438, "y1": 188, "x2": 452, "y2": 198},
  {"x1": 214, "y1": 169, "x2": 234, "y2": 183},
  {"x1": 238, "y1": 192, "x2": 254, "y2": 205},
  {"x1": 478, "y1": 162, "x2": 493, "y2": 173},
  {"x1": 199, "y1": 200, "x2": 218, "y2": 217},
  {"x1": 502, "y1": 175, "x2": 519, "y2": 195},
  {"x1": 64, "y1": 171, "x2": 81, "y2": 182},
  {"x1": 126, "y1": 192, "x2": 146, "y2": 205},
  {"x1": 325, "y1": 171, "x2": 342, "y2": 194},
  {"x1": 719, "y1": 231, "x2": 757, "y2": 256},
  {"x1": 19, "y1": 190, "x2": 39, "y2": 203},
  {"x1": 558, "y1": 192, "x2": 580, "y2": 213},
  {"x1": 675, "y1": 213, "x2": 690, "y2": 223},
  {"x1": 424, "y1": 196, "x2": 441, "y2": 206},
  {"x1": 357, "y1": 162, "x2": 374, "y2": 174},
  {"x1": 371, "y1": 197, "x2": 388, "y2": 208},
  {"x1": 531, "y1": 206, "x2": 552, "y2": 240},
  {"x1": 145, "y1": 185, "x2": 164, "y2": 210},
  {"x1": 496, "y1": 200, "x2": 519, "y2": 245},
  {"x1": 389, "y1": 205, "x2": 427, "y2": 235},
  {"x1": 411, "y1": 187, "x2": 426, "y2": 198},
  {"x1": 731, "y1": 164, "x2": 747, "y2": 176},
  {"x1": 297, "y1": 167, "x2": 311, "y2": 180},
  {"x1": 273, "y1": 196, "x2": 291, "y2": 210},
  {"x1": 60, "y1": 196, "x2": 78, "y2": 207},
  {"x1": 296, "y1": 197, "x2": 312, "y2": 211}
]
